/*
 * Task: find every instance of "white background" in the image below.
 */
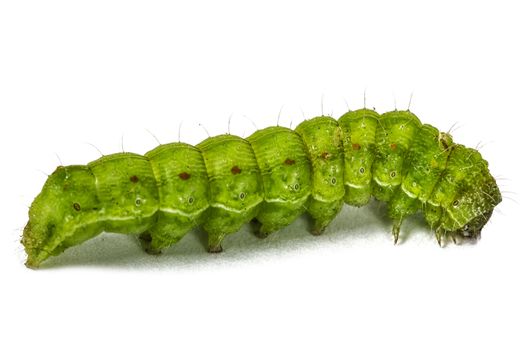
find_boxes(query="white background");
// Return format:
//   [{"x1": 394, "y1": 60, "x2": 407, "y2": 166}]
[{"x1": 1, "y1": 1, "x2": 524, "y2": 349}]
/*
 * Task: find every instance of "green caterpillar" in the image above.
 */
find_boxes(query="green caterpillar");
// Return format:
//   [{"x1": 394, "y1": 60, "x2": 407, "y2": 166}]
[{"x1": 22, "y1": 108, "x2": 502, "y2": 268}]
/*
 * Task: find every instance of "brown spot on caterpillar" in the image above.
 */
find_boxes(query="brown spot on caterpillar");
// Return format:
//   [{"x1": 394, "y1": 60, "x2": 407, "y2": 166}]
[
  {"x1": 352, "y1": 143, "x2": 361, "y2": 150},
  {"x1": 390, "y1": 143, "x2": 397, "y2": 150},
  {"x1": 179, "y1": 172, "x2": 191, "y2": 180},
  {"x1": 320, "y1": 151, "x2": 331, "y2": 160},
  {"x1": 284, "y1": 158, "x2": 296, "y2": 165},
  {"x1": 130, "y1": 175, "x2": 139, "y2": 183},
  {"x1": 231, "y1": 165, "x2": 241, "y2": 174},
  {"x1": 73, "y1": 203, "x2": 81, "y2": 211}
]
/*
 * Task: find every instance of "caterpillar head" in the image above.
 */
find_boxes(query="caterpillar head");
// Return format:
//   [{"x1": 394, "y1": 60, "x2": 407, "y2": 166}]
[
  {"x1": 442, "y1": 175, "x2": 502, "y2": 242},
  {"x1": 424, "y1": 145, "x2": 502, "y2": 244},
  {"x1": 447, "y1": 176, "x2": 501, "y2": 239},
  {"x1": 451, "y1": 210, "x2": 495, "y2": 240}
]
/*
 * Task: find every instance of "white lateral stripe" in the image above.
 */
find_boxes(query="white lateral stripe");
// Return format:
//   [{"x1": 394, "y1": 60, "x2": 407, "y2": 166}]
[
  {"x1": 160, "y1": 206, "x2": 208, "y2": 218},
  {"x1": 400, "y1": 184, "x2": 418, "y2": 199},
  {"x1": 373, "y1": 177, "x2": 391, "y2": 187},
  {"x1": 265, "y1": 194, "x2": 309, "y2": 205},
  {"x1": 102, "y1": 213, "x2": 156, "y2": 222},
  {"x1": 311, "y1": 193, "x2": 341, "y2": 203},
  {"x1": 372, "y1": 177, "x2": 419, "y2": 199},
  {"x1": 345, "y1": 182, "x2": 366, "y2": 189},
  {"x1": 210, "y1": 200, "x2": 262, "y2": 214}
]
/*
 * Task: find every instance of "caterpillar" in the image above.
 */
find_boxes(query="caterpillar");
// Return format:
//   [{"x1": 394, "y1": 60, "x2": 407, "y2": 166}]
[{"x1": 22, "y1": 107, "x2": 502, "y2": 268}]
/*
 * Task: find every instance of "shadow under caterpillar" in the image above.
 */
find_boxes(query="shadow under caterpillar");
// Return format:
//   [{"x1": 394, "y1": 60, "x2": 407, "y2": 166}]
[{"x1": 22, "y1": 108, "x2": 502, "y2": 268}]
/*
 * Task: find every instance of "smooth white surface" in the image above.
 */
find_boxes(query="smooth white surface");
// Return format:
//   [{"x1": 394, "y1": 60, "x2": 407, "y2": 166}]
[{"x1": 1, "y1": 1, "x2": 524, "y2": 349}]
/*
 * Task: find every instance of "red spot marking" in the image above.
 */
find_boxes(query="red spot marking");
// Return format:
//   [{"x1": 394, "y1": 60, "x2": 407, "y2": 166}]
[
  {"x1": 231, "y1": 165, "x2": 241, "y2": 175},
  {"x1": 130, "y1": 175, "x2": 139, "y2": 183},
  {"x1": 320, "y1": 151, "x2": 330, "y2": 160},
  {"x1": 284, "y1": 158, "x2": 296, "y2": 165},
  {"x1": 352, "y1": 143, "x2": 361, "y2": 150},
  {"x1": 179, "y1": 172, "x2": 191, "y2": 180},
  {"x1": 390, "y1": 143, "x2": 397, "y2": 150}
]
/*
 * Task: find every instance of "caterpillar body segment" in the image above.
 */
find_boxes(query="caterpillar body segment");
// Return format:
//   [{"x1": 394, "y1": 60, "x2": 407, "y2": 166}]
[
  {"x1": 246, "y1": 127, "x2": 312, "y2": 238},
  {"x1": 338, "y1": 108, "x2": 380, "y2": 207},
  {"x1": 144, "y1": 143, "x2": 210, "y2": 253},
  {"x1": 294, "y1": 117, "x2": 345, "y2": 234},
  {"x1": 22, "y1": 108, "x2": 502, "y2": 268},
  {"x1": 197, "y1": 134, "x2": 263, "y2": 252}
]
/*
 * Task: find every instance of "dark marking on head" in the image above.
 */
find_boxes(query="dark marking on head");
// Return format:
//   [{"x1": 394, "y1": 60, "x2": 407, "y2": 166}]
[
  {"x1": 179, "y1": 172, "x2": 191, "y2": 180},
  {"x1": 284, "y1": 158, "x2": 296, "y2": 165},
  {"x1": 451, "y1": 210, "x2": 494, "y2": 241},
  {"x1": 73, "y1": 203, "x2": 81, "y2": 211},
  {"x1": 231, "y1": 165, "x2": 241, "y2": 175},
  {"x1": 352, "y1": 143, "x2": 361, "y2": 150},
  {"x1": 130, "y1": 175, "x2": 139, "y2": 183}
]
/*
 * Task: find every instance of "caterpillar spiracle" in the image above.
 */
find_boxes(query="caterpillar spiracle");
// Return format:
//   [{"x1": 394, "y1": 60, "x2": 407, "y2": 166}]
[{"x1": 22, "y1": 107, "x2": 502, "y2": 268}]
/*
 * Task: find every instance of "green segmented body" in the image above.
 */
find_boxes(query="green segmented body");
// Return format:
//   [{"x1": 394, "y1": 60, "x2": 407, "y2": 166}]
[{"x1": 22, "y1": 108, "x2": 502, "y2": 267}]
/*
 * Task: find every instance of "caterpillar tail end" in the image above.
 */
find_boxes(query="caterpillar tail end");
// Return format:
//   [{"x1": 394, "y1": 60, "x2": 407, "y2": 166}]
[
  {"x1": 25, "y1": 256, "x2": 43, "y2": 269},
  {"x1": 22, "y1": 222, "x2": 48, "y2": 269}
]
